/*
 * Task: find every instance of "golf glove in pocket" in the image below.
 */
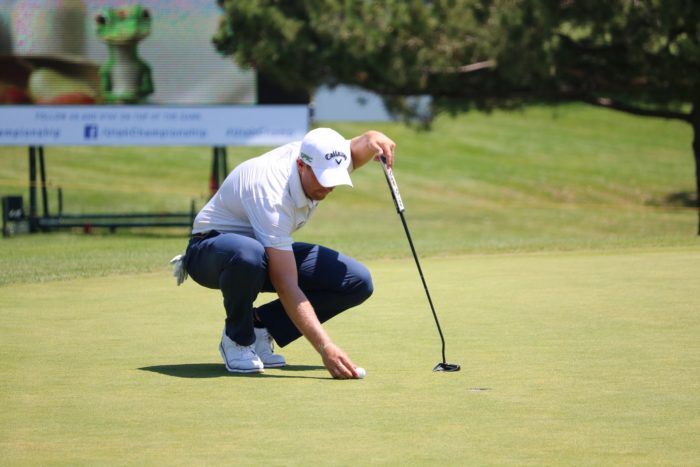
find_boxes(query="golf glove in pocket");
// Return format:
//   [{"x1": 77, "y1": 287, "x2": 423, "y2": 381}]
[{"x1": 169, "y1": 254, "x2": 188, "y2": 286}]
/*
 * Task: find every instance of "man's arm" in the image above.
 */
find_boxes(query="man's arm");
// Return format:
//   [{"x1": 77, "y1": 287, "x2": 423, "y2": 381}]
[
  {"x1": 350, "y1": 130, "x2": 397, "y2": 170},
  {"x1": 266, "y1": 247, "x2": 358, "y2": 379}
]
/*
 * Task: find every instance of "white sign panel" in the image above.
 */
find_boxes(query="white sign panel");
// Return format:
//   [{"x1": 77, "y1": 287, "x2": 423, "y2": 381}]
[{"x1": 0, "y1": 106, "x2": 309, "y2": 146}]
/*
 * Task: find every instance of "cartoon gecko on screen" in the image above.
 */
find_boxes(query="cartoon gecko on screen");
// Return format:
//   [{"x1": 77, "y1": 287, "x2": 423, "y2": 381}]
[{"x1": 95, "y1": 5, "x2": 154, "y2": 104}]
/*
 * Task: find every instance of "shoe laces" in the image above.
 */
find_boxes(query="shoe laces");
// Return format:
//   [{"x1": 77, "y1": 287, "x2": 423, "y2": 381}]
[
  {"x1": 235, "y1": 342, "x2": 257, "y2": 358},
  {"x1": 256, "y1": 329, "x2": 275, "y2": 354}
]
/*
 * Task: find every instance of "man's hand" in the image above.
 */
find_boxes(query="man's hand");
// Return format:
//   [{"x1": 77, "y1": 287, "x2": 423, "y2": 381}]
[
  {"x1": 367, "y1": 131, "x2": 397, "y2": 168},
  {"x1": 320, "y1": 342, "x2": 358, "y2": 379},
  {"x1": 351, "y1": 130, "x2": 396, "y2": 169},
  {"x1": 266, "y1": 247, "x2": 360, "y2": 380}
]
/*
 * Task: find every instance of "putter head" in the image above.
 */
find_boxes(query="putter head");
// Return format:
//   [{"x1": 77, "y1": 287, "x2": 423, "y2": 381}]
[{"x1": 433, "y1": 362, "x2": 461, "y2": 372}]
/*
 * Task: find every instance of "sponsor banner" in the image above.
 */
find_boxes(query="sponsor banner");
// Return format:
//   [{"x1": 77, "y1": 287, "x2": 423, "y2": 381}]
[{"x1": 0, "y1": 106, "x2": 309, "y2": 146}]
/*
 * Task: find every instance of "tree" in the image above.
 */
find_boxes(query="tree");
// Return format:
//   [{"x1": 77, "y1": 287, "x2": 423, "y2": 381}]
[
  {"x1": 213, "y1": 0, "x2": 700, "y2": 233},
  {"x1": 548, "y1": 1, "x2": 700, "y2": 234}
]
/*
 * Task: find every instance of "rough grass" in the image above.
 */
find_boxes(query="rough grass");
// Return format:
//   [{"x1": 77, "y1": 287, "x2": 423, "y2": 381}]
[{"x1": 0, "y1": 104, "x2": 697, "y2": 285}]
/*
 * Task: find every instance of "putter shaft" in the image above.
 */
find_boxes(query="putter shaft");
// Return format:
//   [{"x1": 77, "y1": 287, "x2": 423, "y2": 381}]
[{"x1": 379, "y1": 157, "x2": 458, "y2": 371}]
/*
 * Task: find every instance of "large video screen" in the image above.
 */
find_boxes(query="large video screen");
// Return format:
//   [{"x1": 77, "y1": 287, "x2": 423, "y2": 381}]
[{"x1": 0, "y1": 0, "x2": 309, "y2": 146}]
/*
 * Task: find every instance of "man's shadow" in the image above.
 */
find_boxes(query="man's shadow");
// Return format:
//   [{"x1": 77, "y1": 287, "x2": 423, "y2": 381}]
[{"x1": 138, "y1": 363, "x2": 329, "y2": 379}]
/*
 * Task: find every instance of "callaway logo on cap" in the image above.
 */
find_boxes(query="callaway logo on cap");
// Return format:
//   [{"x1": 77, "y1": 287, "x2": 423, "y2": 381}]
[{"x1": 299, "y1": 128, "x2": 353, "y2": 188}]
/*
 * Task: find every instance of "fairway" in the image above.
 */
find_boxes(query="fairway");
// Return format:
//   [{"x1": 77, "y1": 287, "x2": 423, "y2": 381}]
[{"x1": 2, "y1": 247, "x2": 698, "y2": 465}]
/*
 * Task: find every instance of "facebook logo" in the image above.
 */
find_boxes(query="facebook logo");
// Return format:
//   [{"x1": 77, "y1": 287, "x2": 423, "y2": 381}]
[{"x1": 84, "y1": 124, "x2": 98, "y2": 139}]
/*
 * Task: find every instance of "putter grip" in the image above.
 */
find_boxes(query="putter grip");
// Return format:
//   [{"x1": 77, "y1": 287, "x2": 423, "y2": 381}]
[{"x1": 380, "y1": 155, "x2": 405, "y2": 213}]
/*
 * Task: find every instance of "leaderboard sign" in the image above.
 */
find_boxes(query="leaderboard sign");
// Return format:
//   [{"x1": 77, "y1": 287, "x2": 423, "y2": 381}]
[{"x1": 0, "y1": 106, "x2": 309, "y2": 146}]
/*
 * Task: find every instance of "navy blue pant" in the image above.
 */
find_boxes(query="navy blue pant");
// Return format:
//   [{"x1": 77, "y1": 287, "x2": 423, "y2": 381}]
[{"x1": 184, "y1": 231, "x2": 373, "y2": 347}]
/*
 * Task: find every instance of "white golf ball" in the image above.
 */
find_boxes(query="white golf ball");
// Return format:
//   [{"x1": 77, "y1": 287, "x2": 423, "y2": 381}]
[{"x1": 355, "y1": 367, "x2": 366, "y2": 379}]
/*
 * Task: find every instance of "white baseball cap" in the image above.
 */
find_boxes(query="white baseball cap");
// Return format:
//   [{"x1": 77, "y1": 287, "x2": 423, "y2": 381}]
[{"x1": 299, "y1": 128, "x2": 353, "y2": 188}]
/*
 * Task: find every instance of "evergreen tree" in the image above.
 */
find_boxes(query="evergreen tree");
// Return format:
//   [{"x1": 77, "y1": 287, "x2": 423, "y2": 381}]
[{"x1": 214, "y1": 0, "x2": 700, "y2": 232}]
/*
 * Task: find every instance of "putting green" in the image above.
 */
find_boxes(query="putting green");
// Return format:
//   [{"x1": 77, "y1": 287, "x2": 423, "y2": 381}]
[{"x1": 1, "y1": 247, "x2": 699, "y2": 465}]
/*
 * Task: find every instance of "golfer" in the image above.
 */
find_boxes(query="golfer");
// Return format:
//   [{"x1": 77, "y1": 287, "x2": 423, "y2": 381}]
[{"x1": 177, "y1": 128, "x2": 395, "y2": 379}]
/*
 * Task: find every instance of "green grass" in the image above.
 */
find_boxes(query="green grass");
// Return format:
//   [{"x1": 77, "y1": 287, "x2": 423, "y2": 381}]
[
  {"x1": 1, "y1": 104, "x2": 699, "y2": 464},
  {"x1": 1, "y1": 103, "x2": 698, "y2": 286},
  {"x1": 1, "y1": 249, "x2": 698, "y2": 465}
]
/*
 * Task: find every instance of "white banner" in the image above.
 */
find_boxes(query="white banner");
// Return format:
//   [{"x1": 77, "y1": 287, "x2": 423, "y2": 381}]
[{"x1": 0, "y1": 106, "x2": 309, "y2": 146}]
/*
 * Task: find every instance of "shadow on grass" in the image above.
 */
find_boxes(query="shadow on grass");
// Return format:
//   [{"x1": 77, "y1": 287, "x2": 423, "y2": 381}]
[
  {"x1": 647, "y1": 190, "x2": 698, "y2": 208},
  {"x1": 138, "y1": 363, "x2": 329, "y2": 380}
]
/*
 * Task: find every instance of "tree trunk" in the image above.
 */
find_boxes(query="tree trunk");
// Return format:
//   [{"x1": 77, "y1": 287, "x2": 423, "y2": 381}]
[{"x1": 693, "y1": 103, "x2": 700, "y2": 235}]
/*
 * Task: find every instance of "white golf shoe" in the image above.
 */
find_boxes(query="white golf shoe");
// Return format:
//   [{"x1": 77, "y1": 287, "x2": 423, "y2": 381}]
[
  {"x1": 254, "y1": 327, "x2": 286, "y2": 368},
  {"x1": 219, "y1": 330, "x2": 264, "y2": 373}
]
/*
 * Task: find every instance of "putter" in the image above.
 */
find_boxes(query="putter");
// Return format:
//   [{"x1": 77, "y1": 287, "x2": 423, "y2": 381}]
[{"x1": 379, "y1": 156, "x2": 460, "y2": 372}]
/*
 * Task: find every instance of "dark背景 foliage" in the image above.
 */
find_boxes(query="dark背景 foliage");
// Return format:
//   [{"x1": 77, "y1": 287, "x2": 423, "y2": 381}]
[{"x1": 213, "y1": 0, "x2": 700, "y2": 231}]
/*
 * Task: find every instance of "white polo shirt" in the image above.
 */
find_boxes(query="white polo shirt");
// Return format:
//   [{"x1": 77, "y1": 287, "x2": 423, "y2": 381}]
[{"x1": 192, "y1": 141, "x2": 319, "y2": 251}]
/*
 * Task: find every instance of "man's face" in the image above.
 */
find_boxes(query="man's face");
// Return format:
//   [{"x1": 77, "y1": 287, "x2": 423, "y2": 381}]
[{"x1": 297, "y1": 159, "x2": 335, "y2": 201}]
